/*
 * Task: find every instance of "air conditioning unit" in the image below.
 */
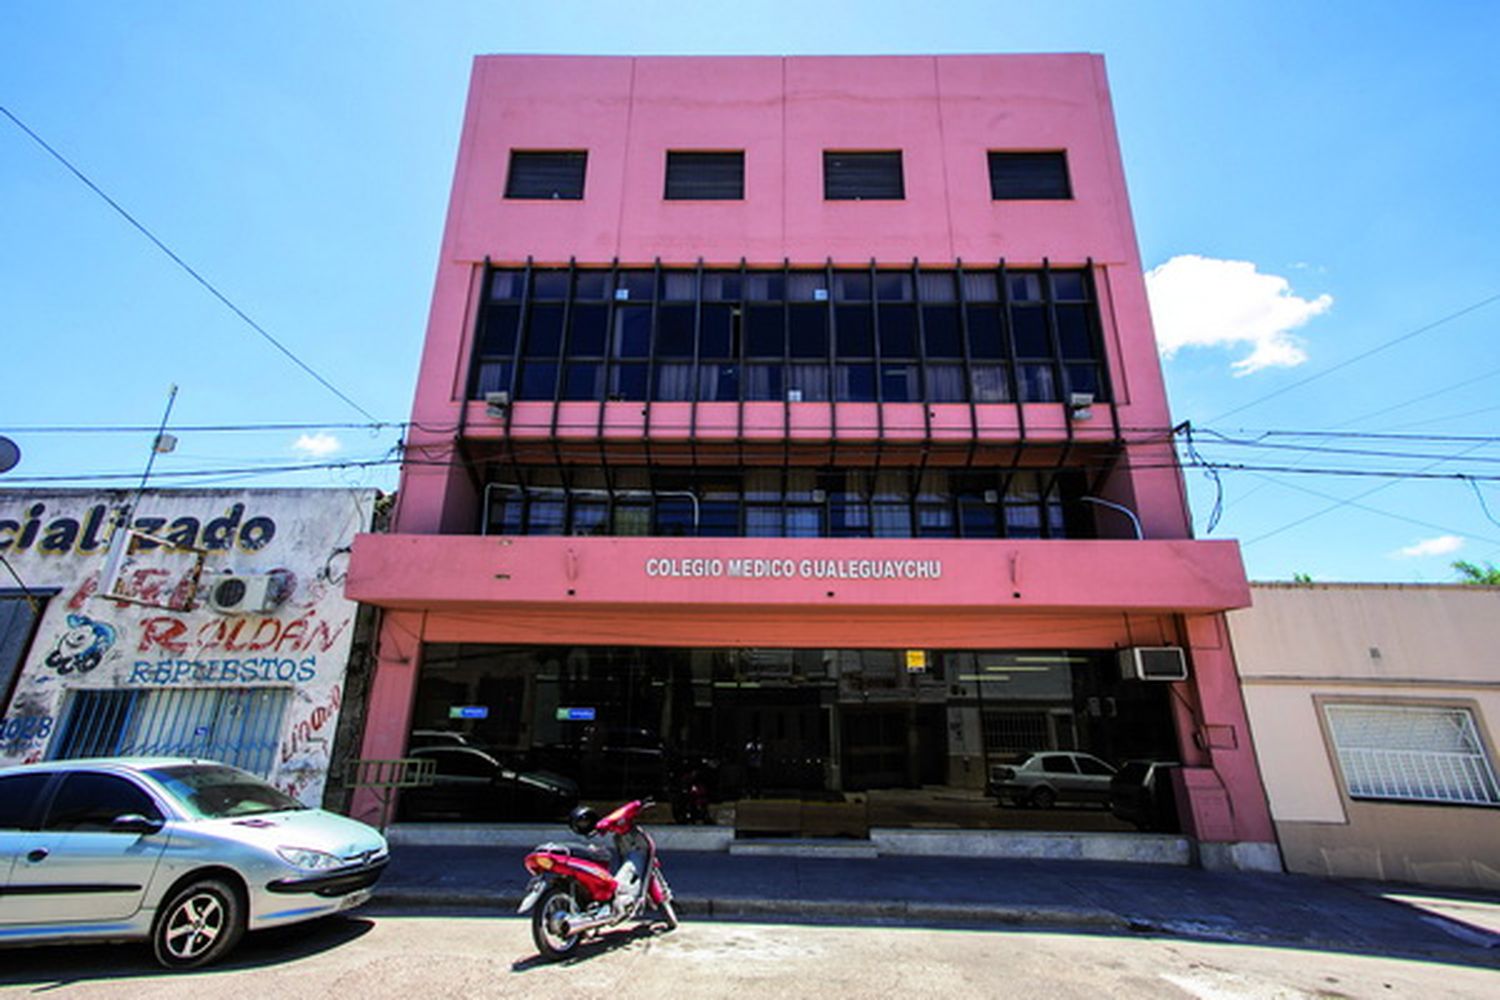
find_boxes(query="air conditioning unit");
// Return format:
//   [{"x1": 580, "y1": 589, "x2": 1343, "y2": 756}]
[
  {"x1": 1118, "y1": 646, "x2": 1188, "y2": 682},
  {"x1": 207, "y1": 572, "x2": 288, "y2": 615}
]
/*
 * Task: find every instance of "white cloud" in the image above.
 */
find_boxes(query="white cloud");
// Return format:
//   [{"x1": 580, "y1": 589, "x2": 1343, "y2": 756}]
[
  {"x1": 292, "y1": 432, "x2": 343, "y2": 458},
  {"x1": 1145, "y1": 255, "x2": 1333, "y2": 376},
  {"x1": 1393, "y1": 535, "x2": 1464, "y2": 559}
]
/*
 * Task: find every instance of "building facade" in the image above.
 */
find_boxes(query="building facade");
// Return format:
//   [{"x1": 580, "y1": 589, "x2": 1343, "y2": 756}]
[
  {"x1": 347, "y1": 54, "x2": 1275, "y2": 865},
  {"x1": 1231, "y1": 583, "x2": 1500, "y2": 890},
  {"x1": 0, "y1": 488, "x2": 374, "y2": 806}
]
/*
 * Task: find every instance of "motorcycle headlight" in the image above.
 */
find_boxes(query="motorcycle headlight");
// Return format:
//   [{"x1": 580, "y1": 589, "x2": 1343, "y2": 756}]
[{"x1": 276, "y1": 846, "x2": 343, "y2": 871}]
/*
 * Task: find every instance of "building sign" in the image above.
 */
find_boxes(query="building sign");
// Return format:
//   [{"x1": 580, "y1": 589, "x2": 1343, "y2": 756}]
[
  {"x1": 0, "y1": 488, "x2": 374, "y2": 808},
  {"x1": 449, "y1": 705, "x2": 489, "y2": 720},
  {"x1": 556, "y1": 706, "x2": 597, "y2": 721},
  {"x1": 905, "y1": 650, "x2": 929, "y2": 673},
  {"x1": 643, "y1": 556, "x2": 943, "y2": 581}
]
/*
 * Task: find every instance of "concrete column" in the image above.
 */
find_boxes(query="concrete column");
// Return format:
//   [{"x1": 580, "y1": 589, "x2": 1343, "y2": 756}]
[{"x1": 350, "y1": 609, "x2": 427, "y2": 827}]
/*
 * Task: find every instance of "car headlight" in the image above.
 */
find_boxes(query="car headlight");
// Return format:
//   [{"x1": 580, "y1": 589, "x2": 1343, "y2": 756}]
[{"x1": 276, "y1": 846, "x2": 344, "y2": 871}]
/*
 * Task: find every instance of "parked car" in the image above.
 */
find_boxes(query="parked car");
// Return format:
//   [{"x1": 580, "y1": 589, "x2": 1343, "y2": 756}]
[
  {"x1": 987, "y1": 751, "x2": 1118, "y2": 808},
  {"x1": 396, "y1": 745, "x2": 578, "y2": 822},
  {"x1": 1110, "y1": 760, "x2": 1181, "y2": 832},
  {"x1": 0, "y1": 758, "x2": 387, "y2": 969}
]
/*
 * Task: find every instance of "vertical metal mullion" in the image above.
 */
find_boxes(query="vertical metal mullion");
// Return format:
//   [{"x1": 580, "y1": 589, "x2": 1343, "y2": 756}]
[
  {"x1": 998, "y1": 259, "x2": 1026, "y2": 445},
  {"x1": 955, "y1": 259, "x2": 980, "y2": 468},
  {"x1": 825, "y1": 258, "x2": 839, "y2": 465},
  {"x1": 735, "y1": 258, "x2": 748, "y2": 468},
  {"x1": 782, "y1": 259, "x2": 793, "y2": 473},
  {"x1": 912, "y1": 258, "x2": 933, "y2": 445},
  {"x1": 1086, "y1": 259, "x2": 1123, "y2": 444},
  {"x1": 642, "y1": 258, "x2": 662, "y2": 466},
  {"x1": 595, "y1": 257, "x2": 620, "y2": 445},
  {"x1": 547, "y1": 258, "x2": 575, "y2": 438},
  {"x1": 509, "y1": 257, "x2": 532, "y2": 409},
  {"x1": 689, "y1": 259, "x2": 704, "y2": 460},
  {"x1": 1043, "y1": 258, "x2": 1075, "y2": 447},
  {"x1": 868, "y1": 258, "x2": 884, "y2": 530}
]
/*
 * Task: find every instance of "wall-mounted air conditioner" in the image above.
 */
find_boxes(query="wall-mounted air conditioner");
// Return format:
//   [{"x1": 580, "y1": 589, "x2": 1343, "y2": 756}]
[
  {"x1": 206, "y1": 572, "x2": 288, "y2": 615},
  {"x1": 1118, "y1": 646, "x2": 1188, "y2": 682}
]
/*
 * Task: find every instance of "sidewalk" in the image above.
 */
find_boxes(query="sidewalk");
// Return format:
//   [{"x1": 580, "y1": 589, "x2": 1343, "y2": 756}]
[{"x1": 375, "y1": 844, "x2": 1500, "y2": 967}]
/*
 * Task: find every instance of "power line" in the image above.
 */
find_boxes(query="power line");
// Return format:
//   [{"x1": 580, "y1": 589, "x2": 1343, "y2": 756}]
[
  {"x1": 1204, "y1": 290, "x2": 1500, "y2": 424},
  {"x1": 2, "y1": 421, "x2": 409, "y2": 435},
  {"x1": 0, "y1": 103, "x2": 381, "y2": 424}
]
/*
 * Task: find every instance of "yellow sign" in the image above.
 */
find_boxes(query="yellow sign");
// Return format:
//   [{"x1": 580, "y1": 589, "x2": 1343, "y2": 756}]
[{"x1": 905, "y1": 650, "x2": 928, "y2": 673}]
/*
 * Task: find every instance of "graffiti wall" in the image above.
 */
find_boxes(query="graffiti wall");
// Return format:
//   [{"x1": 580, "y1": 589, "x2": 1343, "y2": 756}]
[{"x1": 0, "y1": 488, "x2": 375, "y2": 806}]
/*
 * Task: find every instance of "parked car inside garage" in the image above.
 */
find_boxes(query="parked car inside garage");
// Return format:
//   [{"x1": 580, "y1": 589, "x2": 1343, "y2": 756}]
[{"x1": 987, "y1": 751, "x2": 1118, "y2": 808}]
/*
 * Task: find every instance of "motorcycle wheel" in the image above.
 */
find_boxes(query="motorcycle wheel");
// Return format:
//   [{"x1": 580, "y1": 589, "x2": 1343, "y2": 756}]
[{"x1": 532, "y1": 883, "x2": 584, "y2": 960}]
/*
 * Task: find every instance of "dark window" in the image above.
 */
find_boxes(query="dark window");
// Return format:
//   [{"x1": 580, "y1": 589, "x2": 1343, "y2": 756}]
[
  {"x1": 824, "y1": 151, "x2": 904, "y2": 200},
  {"x1": 0, "y1": 772, "x2": 50, "y2": 830},
  {"x1": 505, "y1": 151, "x2": 587, "y2": 200},
  {"x1": 466, "y1": 264, "x2": 1107, "y2": 406},
  {"x1": 989, "y1": 152, "x2": 1071, "y2": 200},
  {"x1": 1040, "y1": 755, "x2": 1078, "y2": 774},
  {"x1": 43, "y1": 772, "x2": 162, "y2": 832},
  {"x1": 1076, "y1": 757, "x2": 1115, "y2": 776},
  {"x1": 665, "y1": 151, "x2": 744, "y2": 200}
]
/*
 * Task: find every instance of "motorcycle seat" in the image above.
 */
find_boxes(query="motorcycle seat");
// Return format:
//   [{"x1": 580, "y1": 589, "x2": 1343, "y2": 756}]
[{"x1": 534, "y1": 840, "x2": 612, "y2": 864}]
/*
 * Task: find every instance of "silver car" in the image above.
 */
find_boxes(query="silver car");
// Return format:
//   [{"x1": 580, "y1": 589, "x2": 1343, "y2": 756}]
[{"x1": 0, "y1": 757, "x2": 388, "y2": 968}]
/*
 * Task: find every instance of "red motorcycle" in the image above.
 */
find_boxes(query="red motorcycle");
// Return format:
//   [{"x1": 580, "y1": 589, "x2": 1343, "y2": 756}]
[{"x1": 519, "y1": 799, "x2": 679, "y2": 960}]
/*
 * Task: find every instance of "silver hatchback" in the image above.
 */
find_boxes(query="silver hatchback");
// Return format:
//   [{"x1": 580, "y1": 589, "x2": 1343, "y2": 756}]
[{"x1": 0, "y1": 758, "x2": 387, "y2": 968}]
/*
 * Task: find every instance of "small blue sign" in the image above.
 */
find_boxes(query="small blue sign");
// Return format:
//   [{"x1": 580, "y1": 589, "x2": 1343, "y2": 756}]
[
  {"x1": 449, "y1": 706, "x2": 489, "y2": 720},
  {"x1": 555, "y1": 707, "x2": 597, "y2": 721}
]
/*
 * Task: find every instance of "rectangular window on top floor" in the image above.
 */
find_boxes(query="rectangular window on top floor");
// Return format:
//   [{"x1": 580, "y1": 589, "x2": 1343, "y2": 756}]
[
  {"x1": 824, "y1": 151, "x2": 904, "y2": 200},
  {"x1": 988, "y1": 152, "x2": 1071, "y2": 200},
  {"x1": 665, "y1": 151, "x2": 745, "y2": 200},
  {"x1": 505, "y1": 151, "x2": 587, "y2": 200}
]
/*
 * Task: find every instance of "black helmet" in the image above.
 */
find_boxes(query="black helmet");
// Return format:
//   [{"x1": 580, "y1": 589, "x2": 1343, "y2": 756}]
[{"x1": 568, "y1": 805, "x2": 600, "y2": 836}]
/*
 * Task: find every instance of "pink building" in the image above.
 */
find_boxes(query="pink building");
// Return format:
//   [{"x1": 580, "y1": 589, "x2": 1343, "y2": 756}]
[{"x1": 347, "y1": 54, "x2": 1276, "y2": 868}]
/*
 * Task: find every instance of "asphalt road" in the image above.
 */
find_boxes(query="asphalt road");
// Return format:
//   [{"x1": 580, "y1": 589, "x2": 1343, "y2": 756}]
[{"x1": 2, "y1": 908, "x2": 1497, "y2": 999}]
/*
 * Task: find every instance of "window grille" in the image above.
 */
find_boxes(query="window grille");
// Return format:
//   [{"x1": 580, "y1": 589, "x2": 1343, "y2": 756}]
[
  {"x1": 982, "y1": 710, "x2": 1050, "y2": 753},
  {"x1": 51, "y1": 687, "x2": 292, "y2": 778},
  {"x1": 988, "y1": 152, "x2": 1072, "y2": 200},
  {"x1": 1325, "y1": 704, "x2": 1500, "y2": 806},
  {"x1": 665, "y1": 151, "x2": 744, "y2": 200},
  {"x1": 824, "y1": 151, "x2": 904, "y2": 200},
  {"x1": 505, "y1": 151, "x2": 587, "y2": 200}
]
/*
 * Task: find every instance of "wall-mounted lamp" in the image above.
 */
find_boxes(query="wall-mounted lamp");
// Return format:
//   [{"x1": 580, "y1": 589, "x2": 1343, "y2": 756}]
[
  {"x1": 484, "y1": 390, "x2": 510, "y2": 418},
  {"x1": 1068, "y1": 392, "x2": 1094, "y2": 421}
]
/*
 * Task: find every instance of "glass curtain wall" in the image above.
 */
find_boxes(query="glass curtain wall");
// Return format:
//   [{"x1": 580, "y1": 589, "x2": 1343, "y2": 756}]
[{"x1": 403, "y1": 644, "x2": 1180, "y2": 835}]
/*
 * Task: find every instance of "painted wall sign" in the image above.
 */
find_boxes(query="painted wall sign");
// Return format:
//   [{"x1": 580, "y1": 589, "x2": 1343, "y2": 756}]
[
  {"x1": 0, "y1": 488, "x2": 375, "y2": 808},
  {"x1": 643, "y1": 557, "x2": 943, "y2": 581}
]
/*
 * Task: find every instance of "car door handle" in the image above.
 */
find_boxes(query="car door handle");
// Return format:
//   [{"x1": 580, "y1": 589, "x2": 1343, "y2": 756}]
[{"x1": 26, "y1": 848, "x2": 49, "y2": 863}]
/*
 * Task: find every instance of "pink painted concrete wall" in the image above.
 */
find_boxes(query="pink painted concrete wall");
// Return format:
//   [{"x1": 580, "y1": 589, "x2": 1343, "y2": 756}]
[
  {"x1": 395, "y1": 54, "x2": 1187, "y2": 541},
  {"x1": 354, "y1": 56, "x2": 1273, "y2": 848}
]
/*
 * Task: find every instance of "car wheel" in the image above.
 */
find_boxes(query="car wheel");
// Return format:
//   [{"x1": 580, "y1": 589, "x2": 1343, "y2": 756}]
[
  {"x1": 152, "y1": 877, "x2": 245, "y2": 969},
  {"x1": 1029, "y1": 787, "x2": 1056, "y2": 809}
]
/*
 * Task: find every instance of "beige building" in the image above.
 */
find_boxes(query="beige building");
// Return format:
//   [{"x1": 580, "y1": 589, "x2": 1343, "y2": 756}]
[{"x1": 1229, "y1": 583, "x2": 1500, "y2": 890}]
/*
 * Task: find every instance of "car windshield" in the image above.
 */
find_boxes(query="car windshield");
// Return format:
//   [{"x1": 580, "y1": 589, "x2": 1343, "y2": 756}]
[{"x1": 146, "y1": 764, "x2": 307, "y2": 819}]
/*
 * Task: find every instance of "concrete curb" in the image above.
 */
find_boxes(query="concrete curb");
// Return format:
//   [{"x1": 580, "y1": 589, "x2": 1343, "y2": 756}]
[{"x1": 373, "y1": 885, "x2": 1125, "y2": 931}]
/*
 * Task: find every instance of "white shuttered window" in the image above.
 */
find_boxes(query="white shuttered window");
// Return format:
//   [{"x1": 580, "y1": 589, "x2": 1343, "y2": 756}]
[{"x1": 1325, "y1": 704, "x2": 1500, "y2": 806}]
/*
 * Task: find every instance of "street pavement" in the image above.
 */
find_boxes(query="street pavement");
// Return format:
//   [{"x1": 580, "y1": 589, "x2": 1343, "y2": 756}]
[
  {"x1": 379, "y1": 843, "x2": 1500, "y2": 967},
  {"x1": 3, "y1": 912, "x2": 1499, "y2": 999}
]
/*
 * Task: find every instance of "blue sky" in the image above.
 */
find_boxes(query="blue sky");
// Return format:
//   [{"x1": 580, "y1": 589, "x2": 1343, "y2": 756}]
[{"x1": 3, "y1": 1, "x2": 1498, "y2": 582}]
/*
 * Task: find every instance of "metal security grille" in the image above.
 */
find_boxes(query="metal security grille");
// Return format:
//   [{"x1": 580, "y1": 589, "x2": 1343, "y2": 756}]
[
  {"x1": 1325, "y1": 704, "x2": 1500, "y2": 806},
  {"x1": 51, "y1": 687, "x2": 291, "y2": 778},
  {"x1": 824, "y1": 151, "x2": 904, "y2": 200},
  {"x1": 988, "y1": 152, "x2": 1072, "y2": 200},
  {"x1": 982, "y1": 710, "x2": 1051, "y2": 753},
  {"x1": 505, "y1": 151, "x2": 587, "y2": 200},
  {"x1": 665, "y1": 151, "x2": 744, "y2": 200}
]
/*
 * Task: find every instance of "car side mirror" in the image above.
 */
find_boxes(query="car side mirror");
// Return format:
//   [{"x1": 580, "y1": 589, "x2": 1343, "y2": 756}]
[{"x1": 111, "y1": 813, "x2": 164, "y2": 835}]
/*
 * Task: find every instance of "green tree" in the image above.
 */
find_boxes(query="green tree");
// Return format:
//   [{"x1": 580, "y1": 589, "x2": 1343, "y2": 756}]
[
  {"x1": 1291, "y1": 572, "x2": 1313, "y2": 584},
  {"x1": 1452, "y1": 560, "x2": 1500, "y2": 585}
]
